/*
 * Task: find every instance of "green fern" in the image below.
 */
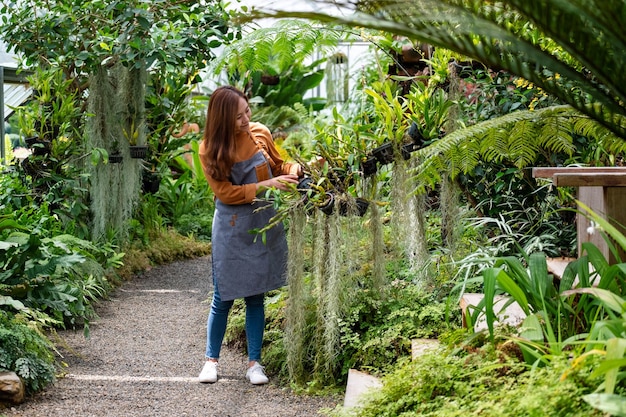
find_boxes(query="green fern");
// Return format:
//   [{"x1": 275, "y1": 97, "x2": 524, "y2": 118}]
[
  {"x1": 208, "y1": 19, "x2": 344, "y2": 80},
  {"x1": 412, "y1": 105, "x2": 621, "y2": 187}
]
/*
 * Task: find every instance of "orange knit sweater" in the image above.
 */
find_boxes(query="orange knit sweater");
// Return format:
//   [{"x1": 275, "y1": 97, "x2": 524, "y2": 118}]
[{"x1": 199, "y1": 123, "x2": 299, "y2": 205}]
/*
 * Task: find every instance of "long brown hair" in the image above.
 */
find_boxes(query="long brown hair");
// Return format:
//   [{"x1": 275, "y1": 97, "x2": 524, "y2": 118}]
[{"x1": 202, "y1": 86, "x2": 248, "y2": 181}]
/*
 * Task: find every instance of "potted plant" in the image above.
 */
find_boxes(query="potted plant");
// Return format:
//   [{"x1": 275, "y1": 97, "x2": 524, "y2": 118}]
[
  {"x1": 361, "y1": 155, "x2": 378, "y2": 177},
  {"x1": 371, "y1": 141, "x2": 395, "y2": 165},
  {"x1": 338, "y1": 196, "x2": 369, "y2": 217},
  {"x1": 108, "y1": 151, "x2": 123, "y2": 164},
  {"x1": 142, "y1": 169, "x2": 161, "y2": 193},
  {"x1": 125, "y1": 120, "x2": 148, "y2": 159}
]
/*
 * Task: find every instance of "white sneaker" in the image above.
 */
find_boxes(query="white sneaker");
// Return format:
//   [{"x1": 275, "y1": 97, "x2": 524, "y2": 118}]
[
  {"x1": 246, "y1": 362, "x2": 269, "y2": 385},
  {"x1": 199, "y1": 361, "x2": 218, "y2": 383}
]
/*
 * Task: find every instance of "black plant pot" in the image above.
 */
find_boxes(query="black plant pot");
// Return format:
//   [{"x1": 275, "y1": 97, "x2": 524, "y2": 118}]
[
  {"x1": 24, "y1": 136, "x2": 39, "y2": 148},
  {"x1": 361, "y1": 156, "x2": 378, "y2": 177},
  {"x1": 297, "y1": 176, "x2": 316, "y2": 212},
  {"x1": 372, "y1": 142, "x2": 394, "y2": 165},
  {"x1": 401, "y1": 142, "x2": 420, "y2": 160},
  {"x1": 142, "y1": 173, "x2": 161, "y2": 193},
  {"x1": 31, "y1": 139, "x2": 51, "y2": 156},
  {"x1": 318, "y1": 193, "x2": 335, "y2": 215},
  {"x1": 109, "y1": 152, "x2": 123, "y2": 164},
  {"x1": 129, "y1": 145, "x2": 148, "y2": 159},
  {"x1": 339, "y1": 197, "x2": 369, "y2": 217},
  {"x1": 408, "y1": 122, "x2": 427, "y2": 148},
  {"x1": 297, "y1": 176, "x2": 314, "y2": 193}
]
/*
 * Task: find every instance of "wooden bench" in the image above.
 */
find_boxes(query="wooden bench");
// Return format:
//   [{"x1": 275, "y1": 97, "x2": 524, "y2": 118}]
[{"x1": 533, "y1": 167, "x2": 626, "y2": 264}]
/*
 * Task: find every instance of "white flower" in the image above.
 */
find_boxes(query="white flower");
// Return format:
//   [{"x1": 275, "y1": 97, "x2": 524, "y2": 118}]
[
  {"x1": 586, "y1": 221, "x2": 597, "y2": 235},
  {"x1": 12, "y1": 147, "x2": 32, "y2": 160}
]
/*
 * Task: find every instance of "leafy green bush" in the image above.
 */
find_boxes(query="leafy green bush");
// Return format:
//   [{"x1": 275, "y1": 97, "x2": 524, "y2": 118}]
[
  {"x1": 337, "y1": 279, "x2": 461, "y2": 376},
  {"x1": 1, "y1": 214, "x2": 118, "y2": 334},
  {"x1": 156, "y1": 171, "x2": 213, "y2": 227},
  {"x1": 0, "y1": 311, "x2": 56, "y2": 393},
  {"x1": 330, "y1": 345, "x2": 604, "y2": 417},
  {"x1": 174, "y1": 209, "x2": 213, "y2": 242},
  {"x1": 224, "y1": 275, "x2": 462, "y2": 387}
]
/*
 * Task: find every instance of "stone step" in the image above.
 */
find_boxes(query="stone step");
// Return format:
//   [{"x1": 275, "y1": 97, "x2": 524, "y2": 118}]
[
  {"x1": 546, "y1": 257, "x2": 576, "y2": 280},
  {"x1": 411, "y1": 338, "x2": 439, "y2": 360},
  {"x1": 459, "y1": 293, "x2": 526, "y2": 332},
  {"x1": 343, "y1": 369, "x2": 382, "y2": 408}
]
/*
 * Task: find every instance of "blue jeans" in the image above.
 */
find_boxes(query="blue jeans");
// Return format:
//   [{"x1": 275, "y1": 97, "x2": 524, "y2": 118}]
[{"x1": 205, "y1": 281, "x2": 265, "y2": 362}]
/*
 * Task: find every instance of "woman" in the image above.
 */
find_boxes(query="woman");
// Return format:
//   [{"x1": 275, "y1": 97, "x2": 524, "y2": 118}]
[{"x1": 197, "y1": 86, "x2": 301, "y2": 385}]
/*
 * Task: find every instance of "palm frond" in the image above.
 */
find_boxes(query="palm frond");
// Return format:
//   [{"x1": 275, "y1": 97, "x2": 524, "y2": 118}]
[{"x1": 249, "y1": 1, "x2": 626, "y2": 139}]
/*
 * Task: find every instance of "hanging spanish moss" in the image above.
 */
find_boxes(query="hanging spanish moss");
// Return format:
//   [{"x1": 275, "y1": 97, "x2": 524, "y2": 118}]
[
  {"x1": 391, "y1": 156, "x2": 429, "y2": 287},
  {"x1": 87, "y1": 64, "x2": 145, "y2": 242},
  {"x1": 311, "y1": 212, "x2": 332, "y2": 381},
  {"x1": 319, "y1": 210, "x2": 344, "y2": 381},
  {"x1": 440, "y1": 173, "x2": 461, "y2": 249},
  {"x1": 440, "y1": 61, "x2": 463, "y2": 250},
  {"x1": 368, "y1": 196, "x2": 386, "y2": 292},
  {"x1": 284, "y1": 207, "x2": 308, "y2": 383}
]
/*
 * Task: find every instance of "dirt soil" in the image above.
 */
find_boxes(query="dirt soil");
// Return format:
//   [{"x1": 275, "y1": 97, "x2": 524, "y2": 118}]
[{"x1": 1, "y1": 256, "x2": 340, "y2": 417}]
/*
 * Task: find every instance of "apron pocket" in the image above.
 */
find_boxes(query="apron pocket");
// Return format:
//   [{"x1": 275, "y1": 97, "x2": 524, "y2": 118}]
[{"x1": 255, "y1": 162, "x2": 271, "y2": 182}]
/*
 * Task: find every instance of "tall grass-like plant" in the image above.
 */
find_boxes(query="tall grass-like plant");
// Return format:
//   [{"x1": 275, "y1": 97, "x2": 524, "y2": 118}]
[
  {"x1": 466, "y1": 200, "x2": 626, "y2": 367},
  {"x1": 559, "y1": 202, "x2": 626, "y2": 416}
]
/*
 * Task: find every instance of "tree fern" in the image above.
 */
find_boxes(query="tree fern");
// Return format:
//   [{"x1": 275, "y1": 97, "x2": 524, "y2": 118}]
[
  {"x1": 412, "y1": 105, "x2": 622, "y2": 187},
  {"x1": 208, "y1": 19, "x2": 345, "y2": 80}
]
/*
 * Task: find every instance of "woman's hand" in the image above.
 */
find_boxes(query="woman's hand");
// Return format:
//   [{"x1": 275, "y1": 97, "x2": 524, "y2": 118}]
[{"x1": 257, "y1": 174, "x2": 299, "y2": 193}]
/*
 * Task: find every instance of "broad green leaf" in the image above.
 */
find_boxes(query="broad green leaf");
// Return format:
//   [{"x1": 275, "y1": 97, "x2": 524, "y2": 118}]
[
  {"x1": 563, "y1": 287, "x2": 625, "y2": 315},
  {"x1": 0, "y1": 241, "x2": 18, "y2": 250},
  {"x1": 605, "y1": 338, "x2": 626, "y2": 394},
  {"x1": 493, "y1": 269, "x2": 530, "y2": 315},
  {"x1": 0, "y1": 295, "x2": 26, "y2": 310},
  {"x1": 483, "y1": 267, "x2": 497, "y2": 339}
]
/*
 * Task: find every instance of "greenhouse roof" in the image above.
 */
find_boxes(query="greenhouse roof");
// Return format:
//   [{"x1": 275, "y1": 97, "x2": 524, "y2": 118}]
[{"x1": 1, "y1": 44, "x2": 32, "y2": 121}]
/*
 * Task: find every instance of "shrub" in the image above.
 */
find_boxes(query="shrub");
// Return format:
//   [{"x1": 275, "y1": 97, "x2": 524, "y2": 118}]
[
  {"x1": 0, "y1": 311, "x2": 56, "y2": 393},
  {"x1": 329, "y1": 345, "x2": 604, "y2": 417}
]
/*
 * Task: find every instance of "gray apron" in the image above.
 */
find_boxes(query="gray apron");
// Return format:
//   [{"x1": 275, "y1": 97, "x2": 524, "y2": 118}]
[{"x1": 211, "y1": 151, "x2": 288, "y2": 301}]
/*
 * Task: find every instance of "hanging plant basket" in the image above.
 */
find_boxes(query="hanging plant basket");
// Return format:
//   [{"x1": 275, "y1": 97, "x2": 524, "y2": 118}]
[
  {"x1": 142, "y1": 172, "x2": 161, "y2": 193},
  {"x1": 408, "y1": 122, "x2": 427, "y2": 148},
  {"x1": 24, "y1": 136, "x2": 51, "y2": 156},
  {"x1": 372, "y1": 142, "x2": 395, "y2": 165},
  {"x1": 339, "y1": 197, "x2": 369, "y2": 217},
  {"x1": 361, "y1": 156, "x2": 378, "y2": 177},
  {"x1": 29, "y1": 138, "x2": 51, "y2": 156},
  {"x1": 108, "y1": 152, "x2": 123, "y2": 164},
  {"x1": 129, "y1": 145, "x2": 148, "y2": 159},
  {"x1": 24, "y1": 136, "x2": 39, "y2": 148},
  {"x1": 318, "y1": 192, "x2": 335, "y2": 215},
  {"x1": 401, "y1": 142, "x2": 420, "y2": 160}
]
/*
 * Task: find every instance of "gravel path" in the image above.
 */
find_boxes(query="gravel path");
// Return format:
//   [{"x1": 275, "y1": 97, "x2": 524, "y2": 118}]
[{"x1": 3, "y1": 256, "x2": 340, "y2": 417}]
